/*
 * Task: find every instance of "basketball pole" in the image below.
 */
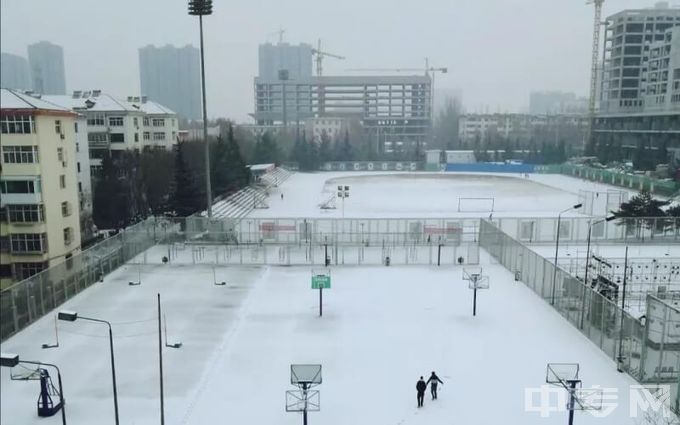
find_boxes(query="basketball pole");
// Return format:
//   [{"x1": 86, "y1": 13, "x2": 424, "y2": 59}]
[
  {"x1": 157, "y1": 294, "x2": 165, "y2": 425},
  {"x1": 319, "y1": 287, "x2": 323, "y2": 317},
  {"x1": 473, "y1": 286, "x2": 477, "y2": 316},
  {"x1": 566, "y1": 379, "x2": 579, "y2": 425}
]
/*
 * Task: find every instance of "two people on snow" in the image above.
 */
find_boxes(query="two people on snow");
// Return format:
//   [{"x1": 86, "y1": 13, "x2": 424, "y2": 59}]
[{"x1": 416, "y1": 372, "x2": 443, "y2": 407}]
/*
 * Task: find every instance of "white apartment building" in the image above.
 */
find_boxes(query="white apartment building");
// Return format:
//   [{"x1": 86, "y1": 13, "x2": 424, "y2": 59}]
[
  {"x1": 40, "y1": 91, "x2": 179, "y2": 171},
  {"x1": 1, "y1": 89, "x2": 82, "y2": 287},
  {"x1": 645, "y1": 26, "x2": 680, "y2": 110}
]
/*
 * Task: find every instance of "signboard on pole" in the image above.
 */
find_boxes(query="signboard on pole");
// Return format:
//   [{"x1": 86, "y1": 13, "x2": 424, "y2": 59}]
[{"x1": 311, "y1": 275, "x2": 331, "y2": 289}]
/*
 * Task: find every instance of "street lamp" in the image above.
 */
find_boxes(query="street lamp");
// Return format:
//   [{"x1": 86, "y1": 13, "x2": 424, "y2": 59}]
[
  {"x1": 551, "y1": 203, "x2": 583, "y2": 305},
  {"x1": 0, "y1": 353, "x2": 66, "y2": 425},
  {"x1": 580, "y1": 215, "x2": 616, "y2": 329},
  {"x1": 58, "y1": 311, "x2": 119, "y2": 425},
  {"x1": 188, "y1": 0, "x2": 213, "y2": 218}
]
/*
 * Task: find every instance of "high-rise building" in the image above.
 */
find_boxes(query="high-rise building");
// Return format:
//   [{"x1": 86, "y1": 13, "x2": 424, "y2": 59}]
[
  {"x1": 1, "y1": 53, "x2": 31, "y2": 90},
  {"x1": 258, "y1": 42, "x2": 313, "y2": 81},
  {"x1": 138, "y1": 44, "x2": 201, "y2": 120},
  {"x1": 600, "y1": 3, "x2": 680, "y2": 114},
  {"x1": 593, "y1": 3, "x2": 680, "y2": 161},
  {"x1": 0, "y1": 89, "x2": 82, "y2": 287},
  {"x1": 27, "y1": 41, "x2": 66, "y2": 95}
]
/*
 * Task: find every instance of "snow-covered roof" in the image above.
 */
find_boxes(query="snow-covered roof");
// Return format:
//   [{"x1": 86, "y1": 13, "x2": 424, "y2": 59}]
[
  {"x1": 39, "y1": 92, "x2": 175, "y2": 115},
  {"x1": 0, "y1": 88, "x2": 73, "y2": 112},
  {"x1": 249, "y1": 163, "x2": 276, "y2": 171}
]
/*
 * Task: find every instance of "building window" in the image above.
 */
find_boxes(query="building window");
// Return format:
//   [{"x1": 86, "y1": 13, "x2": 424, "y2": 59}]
[
  {"x1": 2, "y1": 146, "x2": 39, "y2": 163},
  {"x1": 77, "y1": 162, "x2": 81, "y2": 173},
  {"x1": 172, "y1": 131, "x2": 176, "y2": 140},
  {"x1": 88, "y1": 133, "x2": 108, "y2": 143},
  {"x1": 55, "y1": 120, "x2": 62, "y2": 134},
  {"x1": 133, "y1": 117, "x2": 139, "y2": 127},
  {"x1": 134, "y1": 133, "x2": 139, "y2": 142},
  {"x1": 110, "y1": 133, "x2": 125, "y2": 143},
  {"x1": 0, "y1": 264, "x2": 11, "y2": 278},
  {"x1": 1, "y1": 115, "x2": 34, "y2": 134},
  {"x1": 6, "y1": 204, "x2": 44, "y2": 223},
  {"x1": 10, "y1": 233, "x2": 47, "y2": 253},
  {"x1": 108, "y1": 117, "x2": 124, "y2": 127},
  {"x1": 62, "y1": 201, "x2": 71, "y2": 217},
  {"x1": 63, "y1": 227, "x2": 73, "y2": 245},
  {"x1": 87, "y1": 114, "x2": 105, "y2": 126},
  {"x1": 152, "y1": 118, "x2": 165, "y2": 127},
  {"x1": 76, "y1": 142, "x2": 80, "y2": 153},
  {"x1": 153, "y1": 132, "x2": 166, "y2": 141},
  {"x1": 60, "y1": 175, "x2": 66, "y2": 189},
  {"x1": 143, "y1": 132, "x2": 150, "y2": 141},
  {"x1": 57, "y1": 147, "x2": 64, "y2": 162},
  {"x1": 15, "y1": 262, "x2": 47, "y2": 280},
  {"x1": 143, "y1": 117, "x2": 149, "y2": 126},
  {"x1": 74, "y1": 122, "x2": 79, "y2": 133},
  {"x1": 78, "y1": 182, "x2": 83, "y2": 193},
  {"x1": 1, "y1": 180, "x2": 39, "y2": 194}
]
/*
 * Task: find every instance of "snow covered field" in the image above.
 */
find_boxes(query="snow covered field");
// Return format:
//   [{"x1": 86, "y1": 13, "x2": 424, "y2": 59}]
[
  {"x1": 1, "y1": 257, "x2": 640, "y2": 425},
  {"x1": 250, "y1": 172, "x2": 633, "y2": 219},
  {"x1": 2, "y1": 171, "x2": 664, "y2": 424}
]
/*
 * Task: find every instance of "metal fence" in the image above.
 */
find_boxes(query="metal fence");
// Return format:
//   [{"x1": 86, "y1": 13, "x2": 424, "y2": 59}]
[
  {"x1": 0, "y1": 218, "x2": 160, "y2": 341},
  {"x1": 491, "y1": 216, "x2": 679, "y2": 244},
  {"x1": 479, "y1": 219, "x2": 680, "y2": 412}
]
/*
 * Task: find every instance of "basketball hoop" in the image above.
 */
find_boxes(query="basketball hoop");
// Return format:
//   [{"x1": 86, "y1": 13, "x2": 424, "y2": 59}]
[
  {"x1": 287, "y1": 364, "x2": 322, "y2": 424},
  {"x1": 463, "y1": 268, "x2": 490, "y2": 316},
  {"x1": 546, "y1": 363, "x2": 602, "y2": 420}
]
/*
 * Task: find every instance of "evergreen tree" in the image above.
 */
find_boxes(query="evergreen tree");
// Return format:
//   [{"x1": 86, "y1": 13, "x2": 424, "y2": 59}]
[
  {"x1": 341, "y1": 129, "x2": 353, "y2": 161},
  {"x1": 224, "y1": 124, "x2": 250, "y2": 188},
  {"x1": 170, "y1": 142, "x2": 203, "y2": 217},
  {"x1": 93, "y1": 154, "x2": 128, "y2": 229},
  {"x1": 612, "y1": 189, "x2": 669, "y2": 238},
  {"x1": 211, "y1": 135, "x2": 231, "y2": 197},
  {"x1": 319, "y1": 131, "x2": 332, "y2": 163}
]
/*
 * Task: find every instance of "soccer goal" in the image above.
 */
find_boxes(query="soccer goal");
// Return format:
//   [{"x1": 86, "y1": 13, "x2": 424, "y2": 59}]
[{"x1": 457, "y1": 197, "x2": 495, "y2": 213}]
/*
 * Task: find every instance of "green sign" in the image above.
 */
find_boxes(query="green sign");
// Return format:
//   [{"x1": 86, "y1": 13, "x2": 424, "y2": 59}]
[{"x1": 312, "y1": 275, "x2": 331, "y2": 289}]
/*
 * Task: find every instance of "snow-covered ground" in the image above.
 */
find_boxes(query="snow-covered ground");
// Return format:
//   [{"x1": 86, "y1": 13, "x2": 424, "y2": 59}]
[
  {"x1": 1, "y1": 256, "x2": 640, "y2": 425},
  {"x1": 1, "y1": 171, "x2": 666, "y2": 424},
  {"x1": 250, "y1": 172, "x2": 634, "y2": 219}
]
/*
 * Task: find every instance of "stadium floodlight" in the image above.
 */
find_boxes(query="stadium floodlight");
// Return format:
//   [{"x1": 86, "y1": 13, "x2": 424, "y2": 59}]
[
  {"x1": 551, "y1": 204, "x2": 583, "y2": 305},
  {"x1": 1, "y1": 353, "x2": 66, "y2": 425},
  {"x1": 580, "y1": 215, "x2": 616, "y2": 329},
  {"x1": 188, "y1": 0, "x2": 213, "y2": 218},
  {"x1": 58, "y1": 311, "x2": 119, "y2": 425}
]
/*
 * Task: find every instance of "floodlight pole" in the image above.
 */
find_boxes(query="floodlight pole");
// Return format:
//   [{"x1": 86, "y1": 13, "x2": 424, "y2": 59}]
[
  {"x1": 617, "y1": 246, "x2": 629, "y2": 373},
  {"x1": 551, "y1": 204, "x2": 582, "y2": 305},
  {"x1": 158, "y1": 294, "x2": 165, "y2": 424}
]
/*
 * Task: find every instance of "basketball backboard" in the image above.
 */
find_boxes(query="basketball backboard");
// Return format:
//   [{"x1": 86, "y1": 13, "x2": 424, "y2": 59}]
[
  {"x1": 291, "y1": 364, "x2": 322, "y2": 386},
  {"x1": 10, "y1": 364, "x2": 43, "y2": 381},
  {"x1": 286, "y1": 390, "x2": 320, "y2": 412},
  {"x1": 463, "y1": 268, "x2": 489, "y2": 289},
  {"x1": 546, "y1": 363, "x2": 580, "y2": 386},
  {"x1": 572, "y1": 387, "x2": 604, "y2": 411}
]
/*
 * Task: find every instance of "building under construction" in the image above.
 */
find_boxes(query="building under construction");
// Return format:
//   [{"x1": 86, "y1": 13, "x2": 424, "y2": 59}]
[{"x1": 252, "y1": 42, "x2": 432, "y2": 155}]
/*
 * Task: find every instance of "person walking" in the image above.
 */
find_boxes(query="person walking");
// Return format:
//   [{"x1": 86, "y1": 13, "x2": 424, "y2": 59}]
[
  {"x1": 416, "y1": 376, "x2": 427, "y2": 407},
  {"x1": 427, "y1": 371, "x2": 444, "y2": 400}
]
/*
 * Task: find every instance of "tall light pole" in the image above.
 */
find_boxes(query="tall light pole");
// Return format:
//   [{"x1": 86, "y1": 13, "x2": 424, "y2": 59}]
[
  {"x1": 580, "y1": 215, "x2": 615, "y2": 329},
  {"x1": 617, "y1": 245, "x2": 629, "y2": 373},
  {"x1": 189, "y1": 0, "x2": 213, "y2": 218},
  {"x1": 0, "y1": 354, "x2": 66, "y2": 425},
  {"x1": 58, "y1": 311, "x2": 119, "y2": 425},
  {"x1": 551, "y1": 203, "x2": 583, "y2": 305}
]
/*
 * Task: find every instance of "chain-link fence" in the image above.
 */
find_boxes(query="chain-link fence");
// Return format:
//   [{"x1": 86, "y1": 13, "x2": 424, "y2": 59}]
[
  {"x1": 0, "y1": 217, "x2": 160, "y2": 341},
  {"x1": 491, "y1": 216, "x2": 679, "y2": 244},
  {"x1": 479, "y1": 219, "x2": 680, "y2": 412}
]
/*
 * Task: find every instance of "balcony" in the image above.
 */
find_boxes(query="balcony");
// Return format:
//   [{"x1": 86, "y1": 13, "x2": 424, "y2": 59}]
[{"x1": 0, "y1": 193, "x2": 42, "y2": 207}]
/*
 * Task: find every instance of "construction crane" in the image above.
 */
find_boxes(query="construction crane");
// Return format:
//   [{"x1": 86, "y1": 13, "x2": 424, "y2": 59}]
[
  {"x1": 586, "y1": 0, "x2": 606, "y2": 153},
  {"x1": 311, "y1": 39, "x2": 345, "y2": 77},
  {"x1": 267, "y1": 28, "x2": 286, "y2": 44}
]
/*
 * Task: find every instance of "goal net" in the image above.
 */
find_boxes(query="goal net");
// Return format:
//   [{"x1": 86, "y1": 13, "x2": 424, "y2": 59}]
[{"x1": 457, "y1": 197, "x2": 495, "y2": 213}]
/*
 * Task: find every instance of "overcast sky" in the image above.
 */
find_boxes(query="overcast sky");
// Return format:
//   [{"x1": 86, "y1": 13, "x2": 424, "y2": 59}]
[{"x1": 1, "y1": 0, "x2": 656, "y2": 120}]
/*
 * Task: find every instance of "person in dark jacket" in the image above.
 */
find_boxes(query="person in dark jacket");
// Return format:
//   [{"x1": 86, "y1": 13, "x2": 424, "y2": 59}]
[
  {"x1": 427, "y1": 371, "x2": 444, "y2": 400},
  {"x1": 416, "y1": 376, "x2": 427, "y2": 407}
]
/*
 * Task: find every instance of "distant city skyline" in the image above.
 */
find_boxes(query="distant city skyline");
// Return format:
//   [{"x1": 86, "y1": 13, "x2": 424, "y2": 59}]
[
  {"x1": 27, "y1": 41, "x2": 66, "y2": 95},
  {"x1": 0, "y1": 0, "x2": 653, "y2": 120},
  {"x1": 139, "y1": 44, "x2": 201, "y2": 120}
]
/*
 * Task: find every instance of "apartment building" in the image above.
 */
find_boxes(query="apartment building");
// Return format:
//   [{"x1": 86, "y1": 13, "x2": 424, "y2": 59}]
[
  {"x1": 0, "y1": 89, "x2": 81, "y2": 287},
  {"x1": 27, "y1": 41, "x2": 66, "y2": 95},
  {"x1": 41, "y1": 91, "x2": 179, "y2": 171}
]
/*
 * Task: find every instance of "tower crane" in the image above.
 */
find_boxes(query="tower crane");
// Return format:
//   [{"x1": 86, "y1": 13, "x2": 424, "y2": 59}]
[
  {"x1": 311, "y1": 39, "x2": 345, "y2": 77},
  {"x1": 267, "y1": 28, "x2": 286, "y2": 44},
  {"x1": 586, "y1": 0, "x2": 606, "y2": 153}
]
